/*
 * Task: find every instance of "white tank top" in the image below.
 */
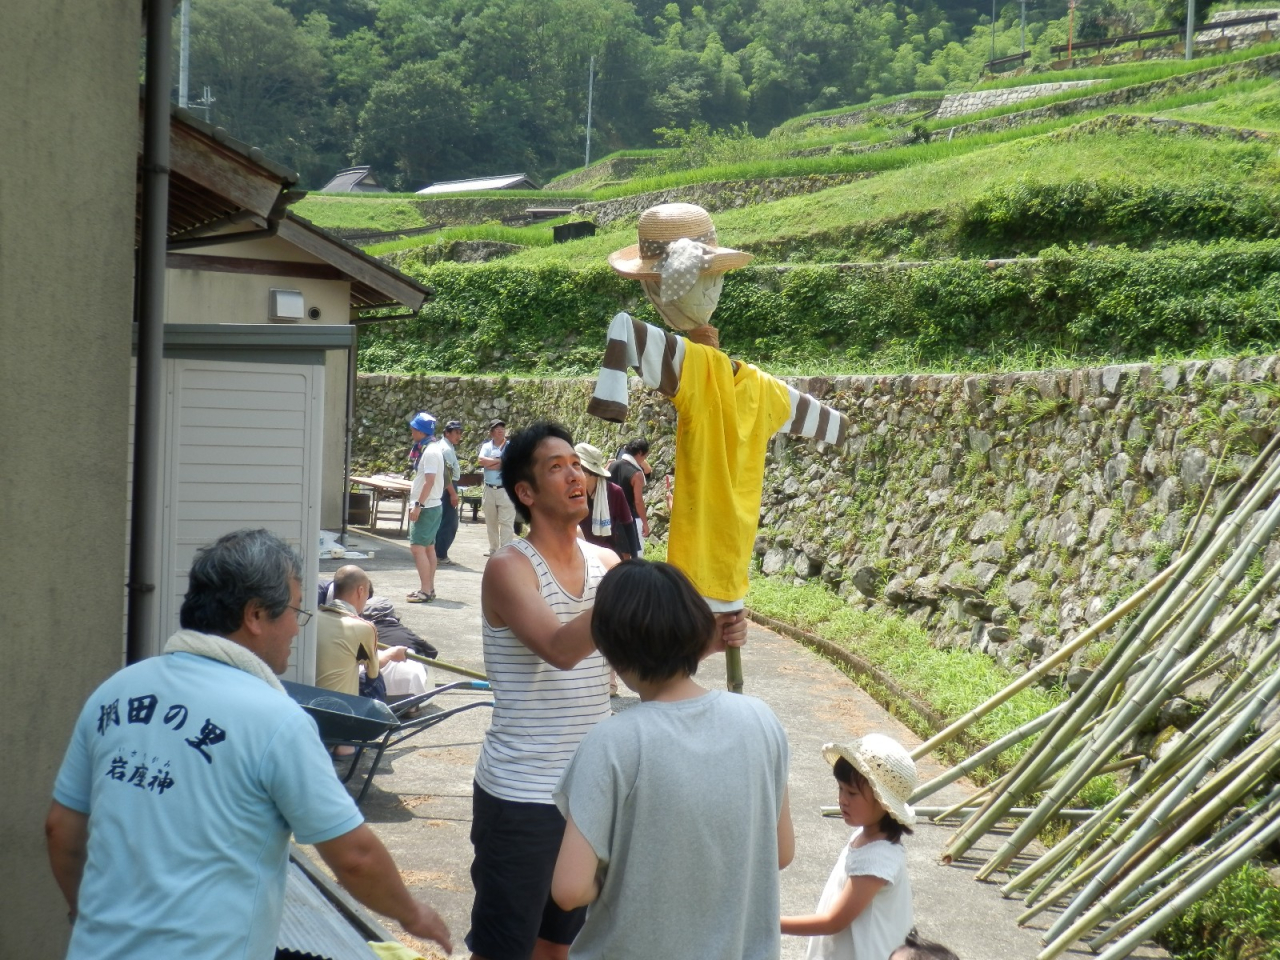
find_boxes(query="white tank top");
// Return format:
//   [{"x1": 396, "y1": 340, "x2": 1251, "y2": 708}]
[{"x1": 474, "y1": 537, "x2": 611, "y2": 804}]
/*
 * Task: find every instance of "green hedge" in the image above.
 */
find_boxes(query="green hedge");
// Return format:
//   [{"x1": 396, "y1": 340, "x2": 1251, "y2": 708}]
[{"x1": 359, "y1": 240, "x2": 1280, "y2": 374}]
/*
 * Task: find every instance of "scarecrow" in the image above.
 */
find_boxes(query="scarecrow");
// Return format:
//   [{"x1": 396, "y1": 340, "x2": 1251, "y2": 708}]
[{"x1": 588, "y1": 203, "x2": 848, "y2": 691}]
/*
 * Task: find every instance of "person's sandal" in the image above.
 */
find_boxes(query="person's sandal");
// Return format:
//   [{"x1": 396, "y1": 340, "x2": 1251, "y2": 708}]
[{"x1": 406, "y1": 590, "x2": 432, "y2": 603}]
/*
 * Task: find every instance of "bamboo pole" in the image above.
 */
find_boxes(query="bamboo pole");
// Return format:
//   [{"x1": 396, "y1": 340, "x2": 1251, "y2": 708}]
[
  {"x1": 1037, "y1": 725, "x2": 1280, "y2": 960},
  {"x1": 1089, "y1": 785, "x2": 1280, "y2": 949},
  {"x1": 911, "y1": 554, "x2": 1190, "y2": 763},
  {"x1": 1039, "y1": 633, "x2": 1280, "y2": 943},
  {"x1": 948, "y1": 438, "x2": 1280, "y2": 869},
  {"x1": 1013, "y1": 686, "x2": 1256, "y2": 910},
  {"x1": 910, "y1": 701, "x2": 1067, "y2": 803},
  {"x1": 380, "y1": 642, "x2": 490, "y2": 682},
  {"x1": 943, "y1": 522, "x2": 1231, "y2": 866},
  {"x1": 979, "y1": 469, "x2": 1280, "y2": 879},
  {"x1": 1092, "y1": 809, "x2": 1280, "y2": 960},
  {"x1": 1026, "y1": 678, "x2": 1280, "y2": 927}
]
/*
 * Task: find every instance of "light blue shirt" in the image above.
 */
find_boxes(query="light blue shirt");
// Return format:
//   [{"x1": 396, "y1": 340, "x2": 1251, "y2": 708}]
[
  {"x1": 442, "y1": 438, "x2": 461, "y2": 483},
  {"x1": 480, "y1": 439, "x2": 507, "y2": 486},
  {"x1": 54, "y1": 652, "x2": 363, "y2": 960}
]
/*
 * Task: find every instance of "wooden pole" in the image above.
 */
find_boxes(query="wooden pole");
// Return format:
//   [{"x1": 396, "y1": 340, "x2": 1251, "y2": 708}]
[{"x1": 379, "y1": 642, "x2": 489, "y2": 682}]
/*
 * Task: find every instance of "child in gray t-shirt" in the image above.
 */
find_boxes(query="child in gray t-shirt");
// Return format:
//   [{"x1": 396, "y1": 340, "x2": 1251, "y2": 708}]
[{"x1": 552, "y1": 560, "x2": 795, "y2": 960}]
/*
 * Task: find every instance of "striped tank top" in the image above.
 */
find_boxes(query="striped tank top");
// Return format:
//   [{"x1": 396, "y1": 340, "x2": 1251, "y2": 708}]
[{"x1": 474, "y1": 537, "x2": 611, "y2": 804}]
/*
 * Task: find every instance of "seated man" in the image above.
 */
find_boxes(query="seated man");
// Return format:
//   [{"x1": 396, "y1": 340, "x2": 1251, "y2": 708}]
[
  {"x1": 317, "y1": 565, "x2": 429, "y2": 700},
  {"x1": 316, "y1": 565, "x2": 380, "y2": 697}
]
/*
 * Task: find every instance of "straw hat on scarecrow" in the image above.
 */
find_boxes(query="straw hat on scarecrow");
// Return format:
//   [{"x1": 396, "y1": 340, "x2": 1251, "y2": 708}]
[{"x1": 609, "y1": 203, "x2": 752, "y2": 336}]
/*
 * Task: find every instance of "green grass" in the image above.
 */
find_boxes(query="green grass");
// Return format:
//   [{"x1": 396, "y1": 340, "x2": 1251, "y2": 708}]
[
  {"x1": 293, "y1": 197, "x2": 430, "y2": 232},
  {"x1": 967, "y1": 38, "x2": 1280, "y2": 90},
  {"x1": 1160, "y1": 863, "x2": 1280, "y2": 960},
  {"x1": 500, "y1": 124, "x2": 1280, "y2": 269},
  {"x1": 364, "y1": 220, "x2": 565, "y2": 255},
  {"x1": 744, "y1": 575, "x2": 1064, "y2": 762},
  {"x1": 545, "y1": 148, "x2": 672, "y2": 185},
  {"x1": 1156, "y1": 76, "x2": 1280, "y2": 128}
]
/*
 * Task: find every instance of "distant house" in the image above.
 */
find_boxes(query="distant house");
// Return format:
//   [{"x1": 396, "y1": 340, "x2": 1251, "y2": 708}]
[
  {"x1": 318, "y1": 165, "x2": 389, "y2": 193},
  {"x1": 416, "y1": 173, "x2": 538, "y2": 195}
]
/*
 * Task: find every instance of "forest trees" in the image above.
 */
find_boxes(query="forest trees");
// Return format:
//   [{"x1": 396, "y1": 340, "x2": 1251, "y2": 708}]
[{"x1": 176, "y1": 0, "x2": 1170, "y2": 189}]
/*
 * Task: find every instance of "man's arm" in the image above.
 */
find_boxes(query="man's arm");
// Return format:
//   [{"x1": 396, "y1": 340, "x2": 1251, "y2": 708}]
[
  {"x1": 481, "y1": 544, "x2": 620, "y2": 669},
  {"x1": 45, "y1": 801, "x2": 89, "y2": 919},
  {"x1": 408, "y1": 471, "x2": 435, "y2": 521},
  {"x1": 629, "y1": 471, "x2": 649, "y2": 536},
  {"x1": 315, "y1": 824, "x2": 452, "y2": 953}
]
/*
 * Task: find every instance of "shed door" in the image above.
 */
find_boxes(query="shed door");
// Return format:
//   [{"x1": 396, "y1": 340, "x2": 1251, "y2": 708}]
[{"x1": 155, "y1": 358, "x2": 322, "y2": 682}]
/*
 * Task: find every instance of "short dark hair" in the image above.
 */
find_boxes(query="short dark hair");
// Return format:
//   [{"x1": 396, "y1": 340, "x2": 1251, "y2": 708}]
[
  {"x1": 502, "y1": 421, "x2": 575, "y2": 523},
  {"x1": 890, "y1": 931, "x2": 959, "y2": 960},
  {"x1": 833, "y1": 756, "x2": 913, "y2": 844},
  {"x1": 332, "y1": 565, "x2": 370, "y2": 601},
  {"x1": 624, "y1": 437, "x2": 650, "y2": 455},
  {"x1": 180, "y1": 529, "x2": 301, "y2": 635},
  {"x1": 591, "y1": 561, "x2": 715, "y2": 682}
]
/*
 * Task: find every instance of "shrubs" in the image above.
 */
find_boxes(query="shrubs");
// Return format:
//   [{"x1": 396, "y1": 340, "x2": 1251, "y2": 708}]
[{"x1": 360, "y1": 240, "x2": 1280, "y2": 375}]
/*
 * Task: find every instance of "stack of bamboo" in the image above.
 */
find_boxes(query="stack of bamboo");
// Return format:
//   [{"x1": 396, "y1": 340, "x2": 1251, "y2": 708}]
[{"x1": 911, "y1": 435, "x2": 1280, "y2": 960}]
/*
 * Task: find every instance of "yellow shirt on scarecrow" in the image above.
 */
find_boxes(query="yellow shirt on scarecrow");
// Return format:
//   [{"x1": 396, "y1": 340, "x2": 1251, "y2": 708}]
[{"x1": 669, "y1": 341, "x2": 793, "y2": 606}]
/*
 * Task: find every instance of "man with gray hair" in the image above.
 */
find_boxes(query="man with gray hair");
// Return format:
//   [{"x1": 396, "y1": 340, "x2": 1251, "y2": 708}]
[{"x1": 45, "y1": 529, "x2": 452, "y2": 959}]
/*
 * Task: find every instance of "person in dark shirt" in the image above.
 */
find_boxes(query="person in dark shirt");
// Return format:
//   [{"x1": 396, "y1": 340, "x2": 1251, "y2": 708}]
[
  {"x1": 575, "y1": 443, "x2": 640, "y2": 560},
  {"x1": 608, "y1": 437, "x2": 651, "y2": 555}
]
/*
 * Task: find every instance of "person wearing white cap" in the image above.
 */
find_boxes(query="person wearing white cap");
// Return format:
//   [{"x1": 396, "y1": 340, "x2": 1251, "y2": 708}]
[{"x1": 781, "y1": 733, "x2": 916, "y2": 960}]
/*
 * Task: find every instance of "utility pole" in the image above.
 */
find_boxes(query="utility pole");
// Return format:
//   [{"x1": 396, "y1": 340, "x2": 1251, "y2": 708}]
[
  {"x1": 1068, "y1": 0, "x2": 1076, "y2": 61},
  {"x1": 1020, "y1": 0, "x2": 1027, "y2": 53},
  {"x1": 1185, "y1": 0, "x2": 1195, "y2": 59},
  {"x1": 584, "y1": 55, "x2": 595, "y2": 169},
  {"x1": 991, "y1": 0, "x2": 997, "y2": 64},
  {"x1": 179, "y1": 0, "x2": 190, "y2": 107}
]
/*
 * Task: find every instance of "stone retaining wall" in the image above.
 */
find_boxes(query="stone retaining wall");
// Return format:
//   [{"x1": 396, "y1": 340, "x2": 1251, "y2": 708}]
[
  {"x1": 356, "y1": 356, "x2": 1280, "y2": 700},
  {"x1": 795, "y1": 96, "x2": 945, "y2": 130},
  {"x1": 801, "y1": 51, "x2": 1280, "y2": 161},
  {"x1": 571, "y1": 173, "x2": 874, "y2": 227},
  {"x1": 935, "y1": 80, "x2": 1106, "y2": 119},
  {"x1": 410, "y1": 195, "x2": 588, "y2": 226}
]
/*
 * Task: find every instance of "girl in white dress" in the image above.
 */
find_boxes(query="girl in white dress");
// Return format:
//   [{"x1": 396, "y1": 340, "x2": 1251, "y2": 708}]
[{"x1": 782, "y1": 734, "x2": 918, "y2": 960}]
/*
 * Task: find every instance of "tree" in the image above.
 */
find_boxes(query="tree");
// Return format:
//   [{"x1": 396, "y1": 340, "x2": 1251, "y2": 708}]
[
  {"x1": 184, "y1": 0, "x2": 327, "y2": 178},
  {"x1": 354, "y1": 58, "x2": 481, "y2": 188}
]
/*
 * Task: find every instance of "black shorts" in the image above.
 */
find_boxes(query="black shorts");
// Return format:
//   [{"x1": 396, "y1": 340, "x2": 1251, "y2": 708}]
[{"x1": 466, "y1": 782, "x2": 588, "y2": 960}]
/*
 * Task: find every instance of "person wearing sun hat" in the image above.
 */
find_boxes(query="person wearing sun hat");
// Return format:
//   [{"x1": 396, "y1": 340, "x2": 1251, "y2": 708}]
[
  {"x1": 587, "y1": 203, "x2": 850, "y2": 693},
  {"x1": 782, "y1": 733, "x2": 916, "y2": 960},
  {"x1": 573, "y1": 442, "x2": 640, "y2": 560}
]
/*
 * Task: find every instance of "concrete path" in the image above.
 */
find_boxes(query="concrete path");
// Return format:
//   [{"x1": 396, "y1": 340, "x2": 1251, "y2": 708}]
[{"x1": 313, "y1": 508, "x2": 1160, "y2": 960}]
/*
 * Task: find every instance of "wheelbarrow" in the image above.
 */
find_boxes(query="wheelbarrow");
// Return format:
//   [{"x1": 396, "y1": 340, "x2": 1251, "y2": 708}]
[{"x1": 284, "y1": 679, "x2": 493, "y2": 805}]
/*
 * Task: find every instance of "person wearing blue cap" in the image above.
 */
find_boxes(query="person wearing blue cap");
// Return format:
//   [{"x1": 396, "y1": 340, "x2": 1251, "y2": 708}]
[{"x1": 406, "y1": 412, "x2": 445, "y2": 602}]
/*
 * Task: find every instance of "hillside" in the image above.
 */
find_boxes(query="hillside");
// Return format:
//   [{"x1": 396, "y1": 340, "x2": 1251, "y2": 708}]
[{"x1": 291, "y1": 48, "x2": 1280, "y2": 377}]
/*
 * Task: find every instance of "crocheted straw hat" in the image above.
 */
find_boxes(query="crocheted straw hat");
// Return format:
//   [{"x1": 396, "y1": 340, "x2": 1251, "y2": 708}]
[
  {"x1": 608, "y1": 203, "x2": 753, "y2": 284},
  {"x1": 822, "y1": 734, "x2": 918, "y2": 827}
]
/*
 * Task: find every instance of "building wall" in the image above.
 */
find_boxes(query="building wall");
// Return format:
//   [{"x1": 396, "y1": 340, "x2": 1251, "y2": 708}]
[
  {"x1": 0, "y1": 2, "x2": 142, "y2": 955},
  {"x1": 165, "y1": 234, "x2": 352, "y2": 529}
]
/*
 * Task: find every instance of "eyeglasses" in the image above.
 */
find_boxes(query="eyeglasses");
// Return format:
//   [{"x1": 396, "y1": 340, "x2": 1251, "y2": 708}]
[{"x1": 287, "y1": 605, "x2": 313, "y2": 626}]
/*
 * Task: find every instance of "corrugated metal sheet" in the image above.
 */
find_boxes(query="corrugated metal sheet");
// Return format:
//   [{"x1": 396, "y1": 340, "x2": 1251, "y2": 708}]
[
  {"x1": 416, "y1": 173, "x2": 536, "y2": 194},
  {"x1": 277, "y1": 861, "x2": 384, "y2": 960}
]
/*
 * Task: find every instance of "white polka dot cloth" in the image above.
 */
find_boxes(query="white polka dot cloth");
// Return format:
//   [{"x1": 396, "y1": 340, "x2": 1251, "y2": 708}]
[{"x1": 655, "y1": 237, "x2": 716, "y2": 303}]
